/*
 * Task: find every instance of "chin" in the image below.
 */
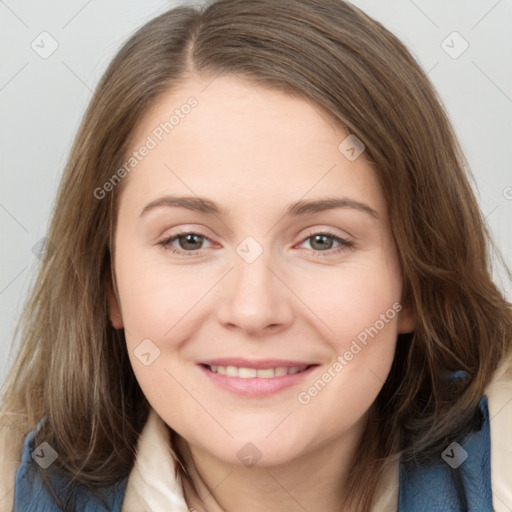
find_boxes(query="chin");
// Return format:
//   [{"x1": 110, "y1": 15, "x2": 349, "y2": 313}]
[{"x1": 204, "y1": 437, "x2": 304, "y2": 469}]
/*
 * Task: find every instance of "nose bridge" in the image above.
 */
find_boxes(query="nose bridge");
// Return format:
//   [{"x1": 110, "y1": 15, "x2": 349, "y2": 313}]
[{"x1": 217, "y1": 236, "x2": 291, "y2": 332}]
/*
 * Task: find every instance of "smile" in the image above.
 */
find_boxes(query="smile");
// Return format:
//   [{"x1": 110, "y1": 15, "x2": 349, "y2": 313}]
[{"x1": 198, "y1": 362, "x2": 319, "y2": 397}]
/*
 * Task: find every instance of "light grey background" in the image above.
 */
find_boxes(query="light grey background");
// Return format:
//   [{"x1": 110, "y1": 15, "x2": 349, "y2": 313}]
[{"x1": 1, "y1": 0, "x2": 511, "y2": 386}]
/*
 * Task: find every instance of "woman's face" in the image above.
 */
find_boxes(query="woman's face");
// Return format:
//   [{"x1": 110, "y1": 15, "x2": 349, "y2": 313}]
[{"x1": 109, "y1": 74, "x2": 414, "y2": 467}]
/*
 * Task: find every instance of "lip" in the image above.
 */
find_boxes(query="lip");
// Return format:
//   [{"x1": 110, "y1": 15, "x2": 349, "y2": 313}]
[{"x1": 197, "y1": 361, "x2": 319, "y2": 397}]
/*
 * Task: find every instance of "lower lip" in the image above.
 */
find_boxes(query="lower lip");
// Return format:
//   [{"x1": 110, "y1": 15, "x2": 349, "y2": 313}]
[{"x1": 198, "y1": 364, "x2": 318, "y2": 397}]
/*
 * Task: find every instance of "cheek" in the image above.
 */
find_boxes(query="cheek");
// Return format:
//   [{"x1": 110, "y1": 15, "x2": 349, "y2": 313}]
[
  {"x1": 294, "y1": 300, "x2": 400, "y2": 442},
  {"x1": 292, "y1": 250, "x2": 402, "y2": 407},
  {"x1": 115, "y1": 250, "x2": 207, "y2": 341},
  {"x1": 116, "y1": 254, "x2": 215, "y2": 403},
  {"x1": 298, "y1": 249, "x2": 403, "y2": 345}
]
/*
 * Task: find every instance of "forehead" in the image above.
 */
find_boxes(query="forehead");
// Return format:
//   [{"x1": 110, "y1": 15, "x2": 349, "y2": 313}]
[{"x1": 119, "y1": 74, "x2": 387, "y2": 220}]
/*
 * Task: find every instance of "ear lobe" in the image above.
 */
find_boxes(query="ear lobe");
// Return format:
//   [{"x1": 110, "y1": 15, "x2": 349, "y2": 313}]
[
  {"x1": 397, "y1": 305, "x2": 416, "y2": 334},
  {"x1": 108, "y1": 284, "x2": 124, "y2": 330}
]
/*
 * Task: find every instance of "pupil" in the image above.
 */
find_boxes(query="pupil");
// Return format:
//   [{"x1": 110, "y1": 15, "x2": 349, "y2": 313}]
[
  {"x1": 312, "y1": 234, "x2": 332, "y2": 250},
  {"x1": 182, "y1": 234, "x2": 202, "y2": 250}
]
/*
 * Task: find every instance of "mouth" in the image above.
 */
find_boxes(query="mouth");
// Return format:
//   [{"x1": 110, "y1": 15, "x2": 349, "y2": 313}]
[{"x1": 197, "y1": 360, "x2": 319, "y2": 397}]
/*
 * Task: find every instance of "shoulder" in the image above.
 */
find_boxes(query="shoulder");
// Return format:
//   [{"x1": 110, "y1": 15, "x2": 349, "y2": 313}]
[
  {"x1": 398, "y1": 355, "x2": 512, "y2": 511},
  {"x1": 484, "y1": 353, "x2": 512, "y2": 512},
  {"x1": 0, "y1": 412, "x2": 27, "y2": 512},
  {"x1": 3, "y1": 415, "x2": 128, "y2": 512}
]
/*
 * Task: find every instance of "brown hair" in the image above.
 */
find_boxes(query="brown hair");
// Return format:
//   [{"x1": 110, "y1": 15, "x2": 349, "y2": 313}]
[{"x1": 1, "y1": 0, "x2": 511, "y2": 510}]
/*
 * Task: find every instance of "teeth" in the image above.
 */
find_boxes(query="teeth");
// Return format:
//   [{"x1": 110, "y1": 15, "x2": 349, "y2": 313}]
[
  {"x1": 255, "y1": 368, "x2": 274, "y2": 378},
  {"x1": 239, "y1": 367, "x2": 257, "y2": 378},
  {"x1": 209, "y1": 365, "x2": 308, "y2": 378},
  {"x1": 274, "y1": 367, "x2": 288, "y2": 377},
  {"x1": 226, "y1": 366, "x2": 238, "y2": 377}
]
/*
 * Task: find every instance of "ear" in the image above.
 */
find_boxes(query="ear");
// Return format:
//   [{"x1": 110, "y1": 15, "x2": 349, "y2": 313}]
[
  {"x1": 397, "y1": 304, "x2": 415, "y2": 334},
  {"x1": 108, "y1": 283, "x2": 124, "y2": 330}
]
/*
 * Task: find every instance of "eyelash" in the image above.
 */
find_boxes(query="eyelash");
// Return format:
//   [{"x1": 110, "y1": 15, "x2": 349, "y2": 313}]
[{"x1": 157, "y1": 230, "x2": 355, "y2": 257}]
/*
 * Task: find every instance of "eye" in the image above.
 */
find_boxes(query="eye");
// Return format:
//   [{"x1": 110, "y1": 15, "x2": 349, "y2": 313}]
[
  {"x1": 157, "y1": 230, "x2": 355, "y2": 257},
  {"x1": 297, "y1": 231, "x2": 355, "y2": 257},
  {"x1": 158, "y1": 231, "x2": 212, "y2": 256}
]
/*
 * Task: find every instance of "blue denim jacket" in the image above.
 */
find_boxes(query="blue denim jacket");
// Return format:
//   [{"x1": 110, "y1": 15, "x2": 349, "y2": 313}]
[{"x1": 13, "y1": 395, "x2": 493, "y2": 511}]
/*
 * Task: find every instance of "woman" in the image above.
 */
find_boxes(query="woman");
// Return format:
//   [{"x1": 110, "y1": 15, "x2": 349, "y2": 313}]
[{"x1": 1, "y1": 0, "x2": 511, "y2": 511}]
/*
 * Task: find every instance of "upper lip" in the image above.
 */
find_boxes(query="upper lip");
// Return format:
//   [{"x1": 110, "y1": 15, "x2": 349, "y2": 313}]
[{"x1": 199, "y1": 358, "x2": 317, "y2": 370}]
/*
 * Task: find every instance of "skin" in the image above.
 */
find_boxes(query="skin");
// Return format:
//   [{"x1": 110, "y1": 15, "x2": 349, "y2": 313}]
[{"x1": 108, "y1": 74, "x2": 415, "y2": 512}]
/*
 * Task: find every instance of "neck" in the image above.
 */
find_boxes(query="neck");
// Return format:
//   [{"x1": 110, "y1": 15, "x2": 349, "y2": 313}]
[{"x1": 174, "y1": 415, "x2": 367, "y2": 512}]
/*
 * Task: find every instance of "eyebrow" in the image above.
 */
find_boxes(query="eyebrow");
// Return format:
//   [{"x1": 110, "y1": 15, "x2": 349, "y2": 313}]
[{"x1": 140, "y1": 195, "x2": 379, "y2": 219}]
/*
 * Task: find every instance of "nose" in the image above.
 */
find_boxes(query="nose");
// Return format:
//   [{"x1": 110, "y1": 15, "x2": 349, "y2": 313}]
[{"x1": 216, "y1": 250, "x2": 294, "y2": 336}]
